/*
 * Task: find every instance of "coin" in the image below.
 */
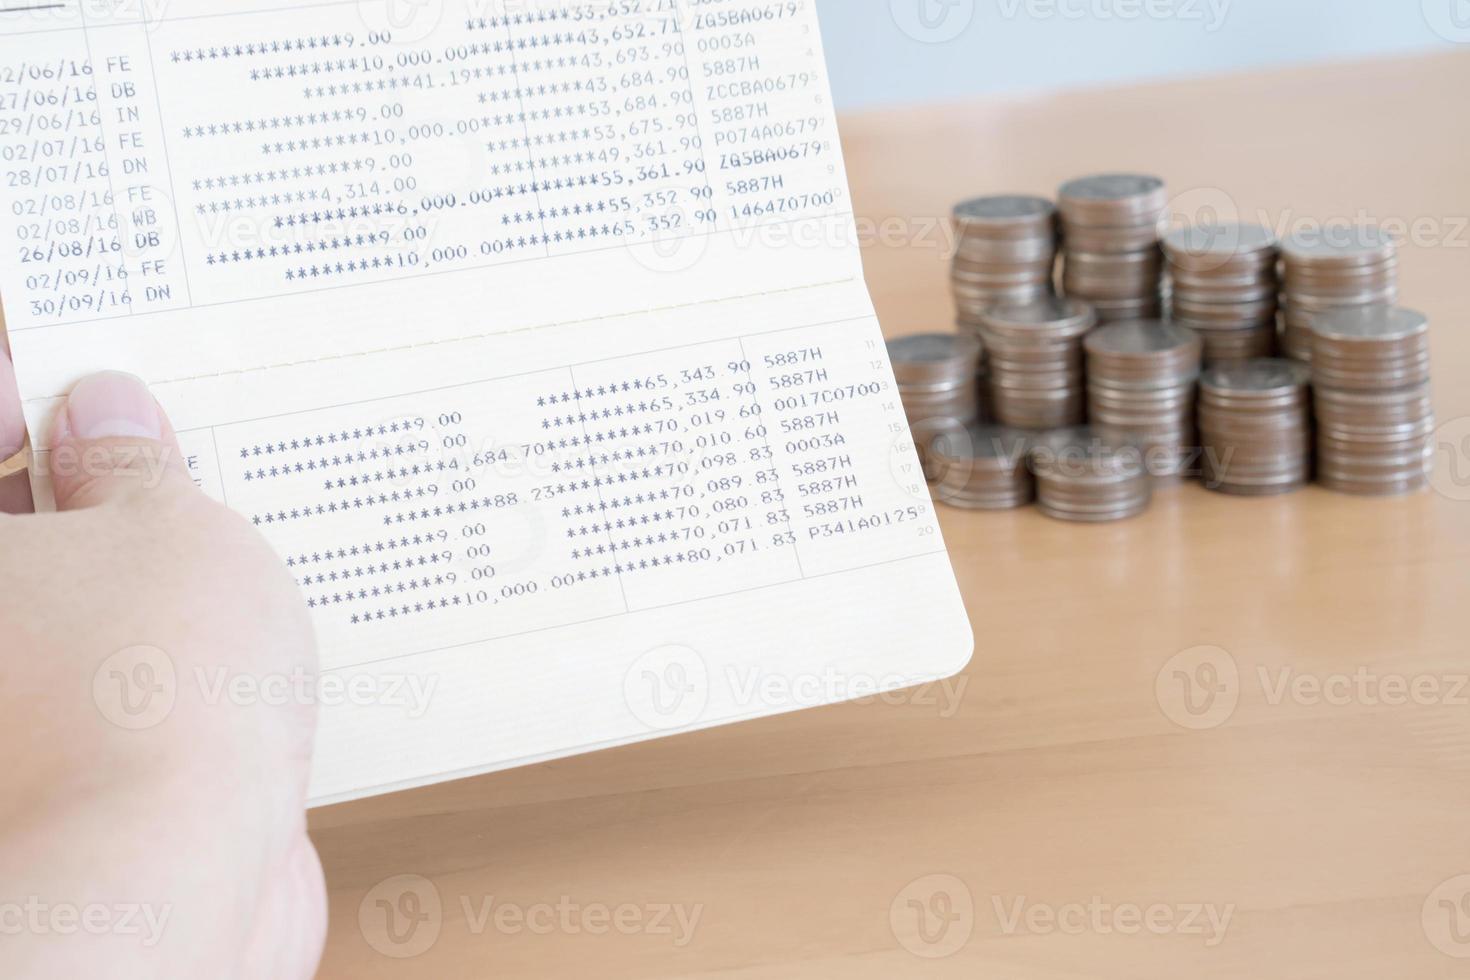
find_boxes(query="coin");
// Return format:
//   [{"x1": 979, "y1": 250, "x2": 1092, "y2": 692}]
[
  {"x1": 1162, "y1": 222, "x2": 1278, "y2": 273},
  {"x1": 888, "y1": 332, "x2": 987, "y2": 478},
  {"x1": 951, "y1": 194, "x2": 1060, "y2": 317},
  {"x1": 1171, "y1": 320, "x2": 1277, "y2": 364},
  {"x1": 1062, "y1": 224, "x2": 1167, "y2": 254},
  {"x1": 928, "y1": 425, "x2": 1036, "y2": 510},
  {"x1": 1163, "y1": 222, "x2": 1282, "y2": 365},
  {"x1": 1028, "y1": 426, "x2": 1154, "y2": 522},
  {"x1": 1313, "y1": 305, "x2": 1428, "y2": 344},
  {"x1": 1281, "y1": 225, "x2": 1397, "y2": 268},
  {"x1": 971, "y1": 295, "x2": 1096, "y2": 338},
  {"x1": 889, "y1": 332, "x2": 982, "y2": 374},
  {"x1": 1201, "y1": 358, "x2": 1311, "y2": 399},
  {"x1": 1087, "y1": 295, "x2": 1165, "y2": 324},
  {"x1": 954, "y1": 195, "x2": 1058, "y2": 235},
  {"x1": 1279, "y1": 224, "x2": 1399, "y2": 362},
  {"x1": 1057, "y1": 175, "x2": 1167, "y2": 327},
  {"x1": 1084, "y1": 320, "x2": 1202, "y2": 482},
  {"x1": 1313, "y1": 305, "x2": 1436, "y2": 497},
  {"x1": 968, "y1": 297, "x2": 1098, "y2": 429},
  {"x1": 1085, "y1": 319, "x2": 1202, "y2": 361},
  {"x1": 1058, "y1": 174, "x2": 1169, "y2": 226},
  {"x1": 1198, "y1": 358, "x2": 1313, "y2": 495}
]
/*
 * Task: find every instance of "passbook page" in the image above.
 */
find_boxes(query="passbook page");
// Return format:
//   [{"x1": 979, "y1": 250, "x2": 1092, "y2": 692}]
[{"x1": 0, "y1": 0, "x2": 972, "y2": 804}]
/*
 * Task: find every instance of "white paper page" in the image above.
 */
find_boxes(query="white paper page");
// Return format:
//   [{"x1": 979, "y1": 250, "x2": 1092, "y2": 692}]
[{"x1": 0, "y1": 0, "x2": 972, "y2": 804}]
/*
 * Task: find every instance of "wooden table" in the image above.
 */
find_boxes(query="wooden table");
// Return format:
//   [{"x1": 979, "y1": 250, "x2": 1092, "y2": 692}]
[{"x1": 311, "y1": 52, "x2": 1470, "y2": 978}]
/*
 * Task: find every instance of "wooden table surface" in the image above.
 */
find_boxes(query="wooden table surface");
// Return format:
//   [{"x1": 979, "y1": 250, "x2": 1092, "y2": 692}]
[{"x1": 309, "y1": 53, "x2": 1470, "y2": 978}]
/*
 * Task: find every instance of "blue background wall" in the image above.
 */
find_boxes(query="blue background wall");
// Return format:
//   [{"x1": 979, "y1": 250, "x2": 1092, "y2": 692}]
[{"x1": 816, "y1": 0, "x2": 1462, "y2": 109}]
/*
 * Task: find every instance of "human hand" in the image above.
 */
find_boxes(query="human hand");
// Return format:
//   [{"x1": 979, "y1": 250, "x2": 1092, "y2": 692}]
[{"x1": 0, "y1": 346, "x2": 326, "y2": 979}]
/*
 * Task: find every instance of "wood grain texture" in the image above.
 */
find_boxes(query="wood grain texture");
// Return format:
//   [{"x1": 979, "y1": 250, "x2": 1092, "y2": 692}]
[{"x1": 307, "y1": 51, "x2": 1465, "y2": 977}]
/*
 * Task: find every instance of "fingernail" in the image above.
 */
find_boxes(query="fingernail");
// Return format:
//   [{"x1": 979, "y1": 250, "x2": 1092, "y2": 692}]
[{"x1": 64, "y1": 372, "x2": 162, "y2": 441}]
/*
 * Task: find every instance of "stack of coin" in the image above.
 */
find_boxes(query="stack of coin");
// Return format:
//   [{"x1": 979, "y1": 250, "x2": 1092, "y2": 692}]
[
  {"x1": 1028, "y1": 426, "x2": 1153, "y2": 522},
  {"x1": 969, "y1": 296, "x2": 1097, "y2": 429},
  {"x1": 1198, "y1": 359, "x2": 1313, "y2": 495},
  {"x1": 1311, "y1": 306, "x2": 1435, "y2": 495},
  {"x1": 1058, "y1": 174, "x2": 1168, "y2": 323},
  {"x1": 928, "y1": 425, "x2": 1035, "y2": 510},
  {"x1": 1280, "y1": 225, "x2": 1398, "y2": 361},
  {"x1": 951, "y1": 195, "x2": 1059, "y2": 322},
  {"x1": 1163, "y1": 223, "x2": 1280, "y2": 363},
  {"x1": 887, "y1": 333, "x2": 986, "y2": 474},
  {"x1": 1084, "y1": 320, "x2": 1204, "y2": 483}
]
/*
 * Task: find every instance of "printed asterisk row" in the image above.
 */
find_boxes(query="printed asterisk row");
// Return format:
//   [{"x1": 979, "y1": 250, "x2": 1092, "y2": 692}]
[
  {"x1": 306, "y1": 575, "x2": 447, "y2": 609},
  {"x1": 383, "y1": 496, "x2": 520, "y2": 526},
  {"x1": 591, "y1": 554, "x2": 701, "y2": 574},
  {"x1": 304, "y1": 77, "x2": 416, "y2": 99},
  {"x1": 242, "y1": 444, "x2": 424, "y2": 481},
  {"x1": 564, "y1": 510, "x2": 679, "y2": 535},
  {"x1": 324, "y1": 461, "x2": 451, "y2": 491},
  {"x1": 239, "y1": 421, "x2": 417, "y2": 458},
  {"x1": 535, "y1": 422, "x2": 661, "y2": 445},
  {"x1": 552, "y1": 443, "x2": 668, "y2": 474},
  {"x1": 196, "y1": 190, "x2": 315, "y2": 215},
  {"x1": 477, "y1": 79, "x2": 580, "y2": 105},
  {"x1": 563, "y1": 491, "x2": 682, "y2": 516},
  {"x1": 479, "y1": 226, "x2": 618, "y2": 258},
  {"x1": 571, "y1": 531, "x2": 696, "y2": 559},
  {"x1": 482, "y1": 171, "x2": 608, "y2": 196},
  {"x1": 261, "y1": 131, "x2": 380, "y2": 153},
  {"x1": 543, "y1": 402, "x2": 671, "y2": 429},
  {"x1": 452, "y1": 30, "x2": 593, "y2": 52},
  {"x1": 252, "y1": 487, "x2": 436, "y2": 525},
  {"x1": 170, "y1": 35, "x2": 347, "y2": 62},
  {"x1": 210, "y1": 234, "x2": 387, "y2": 267},
  {"x1": 275, "y1": 202, "x2": 400, "y2": 228},
  {"x1": 194, "y1": 160, "x2": 370, "y2": 192},
  {"x1": 284, "y1": 534, "x2": 446, "y2": 568},
  {"x1": 249, "y1": 60, "x2": 367, "y2": 81},
  {"x1": 351, "y1": 596, "x2": 476, "y2": 624},
  {"x1": 537, "y1": 381, "x2": 648, "y2": 406},
  {"x1": 548, "y1": 466, "x2": 673, "y2": 493},
  {"x1": 298, "y1": 553, "x2": 448, "y2": 589},
  {"x1": 487, "y1": 137, "x2": 599, "y2": 161},
  {"x1": 182, "y1": 110, "x2": 369, "y2": 139},
  {"x1": 465, "y1": 9, "x2": 608, "y2": 30},
  {"x1": 503, "y1": 200, "x2": 612, "y2": 226},
  {"x1": 286, "y1": 255, "x2": 420, "y2": 280}
]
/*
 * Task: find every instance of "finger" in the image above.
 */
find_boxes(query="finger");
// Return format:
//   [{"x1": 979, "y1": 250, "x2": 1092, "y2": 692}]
[
  {"x1": 0, "y1": 344, "x2": 32, "y2": 514},
  {"x1": 48, "y1": 371, "x2": 191, "y2": 512},
  {"x1": 0, "y1": 342, "x2": 21, "y2": 460}
]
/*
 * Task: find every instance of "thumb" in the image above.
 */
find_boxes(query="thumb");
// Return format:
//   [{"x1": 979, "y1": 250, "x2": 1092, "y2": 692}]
[{"x1": 48, "y1": 371, "x2": 191, "y2": 511}]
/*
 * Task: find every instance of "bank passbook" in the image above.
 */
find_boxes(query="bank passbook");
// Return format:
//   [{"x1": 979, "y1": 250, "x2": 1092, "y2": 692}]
[{"x1": 0, "y1": 0, "x2": 971, "y2": 804}]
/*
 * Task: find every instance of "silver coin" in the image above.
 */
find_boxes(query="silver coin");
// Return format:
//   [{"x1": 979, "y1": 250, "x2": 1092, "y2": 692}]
[
  {"x1": 954, "y1": 195, "x2": 1057, "y2": 227},
  {"x1": 888, "y1": 333, "x2": 983, "y2": 365},
  {"x1": 1281, "y1": 225, "x2": 1397, "y2": 267},
  {"x1": 1171, "y1": 268, "x2": 1279, "y2": 295},
  {"x1": 1063, "y1": 226, "x2": 1166, "y2": 253},
  {"x1": 954, "y1": 239, "x2": 1059, "y2": 264},
  {"x1": 1312, "y1": 305, "x2": 1427, "y2": 344},
  {"x1": 1085, "y1": 319, "x2": 1202, "y2": 358},
  {"x1": 1061, "y1": 173, "x2": 1165, "y2": 199},
  {"x1": 1201, "y1": 358, "x2": 1311, "y2": 397},
  {"x1": 976, "y1": 295, "x2": 1097, "y2": 337},
  {"x1": 1162, "y1": 223, "x2": 1279, "y2": 269},
  {"x1": 1066, "y1": 249, "x2": 1164, "y2": 271},
  {"x1": 930, "y1": 424, "x2": 1032, "y2": 466},
  {"x1": 1283, "y1": 259, "x2": 1399, "y2": 286}
]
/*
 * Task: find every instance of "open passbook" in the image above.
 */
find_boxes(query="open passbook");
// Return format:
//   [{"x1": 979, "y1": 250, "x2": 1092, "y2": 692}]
[{"x1": 0, "y1": 0, "x2": 971, "y2": 804}]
